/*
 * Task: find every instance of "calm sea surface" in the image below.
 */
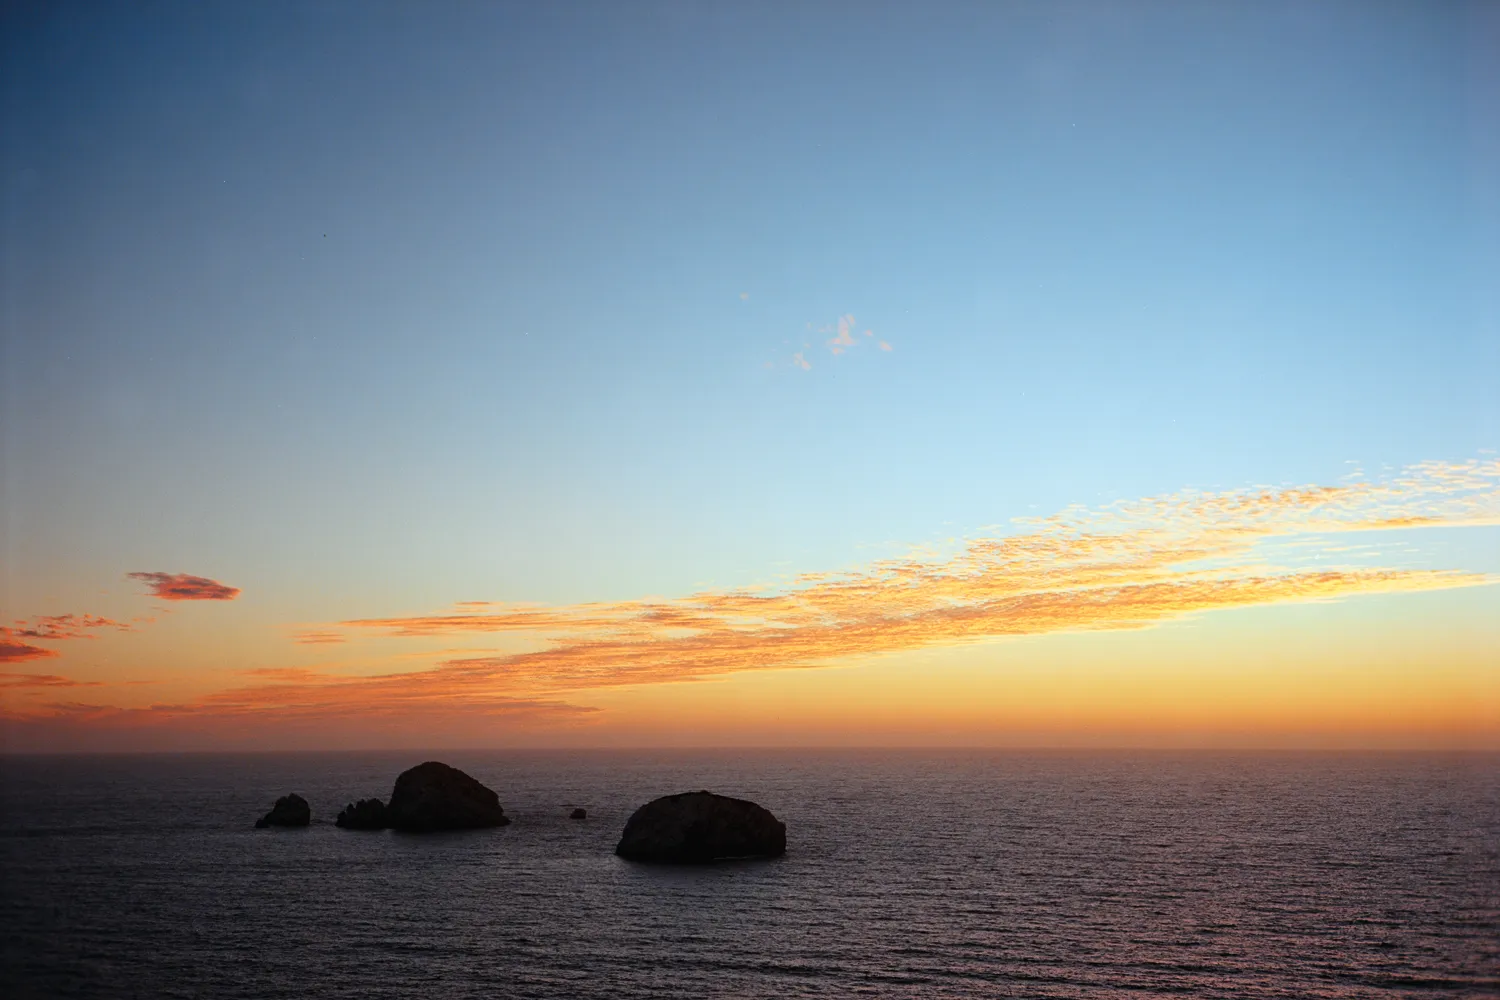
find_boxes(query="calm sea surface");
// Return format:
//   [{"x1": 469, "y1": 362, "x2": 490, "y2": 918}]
[{"x1": 1, "y1": 750, "x2": 1496, "y2": 998}]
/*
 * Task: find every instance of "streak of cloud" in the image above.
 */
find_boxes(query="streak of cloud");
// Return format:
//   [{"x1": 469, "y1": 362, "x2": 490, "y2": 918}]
[
  {"x1": 1, "y1": 614, "x2": 136, "y2": 663},
  {"x1": 1, "y1": 689, "x2": 595, "y2": 751},
  {"x1": 127, "y1": 572, "x2": 241, "y2": 601},
  {"x1": 9, "y1": 457, "x2": 1493, "y2": 737},
  {"x1": 8, "y1": 614, "x2": 132, "y2": 640},
  {"x1": 291, "y1": 630, "x2": 347, "y2": 645},
  {"x1": 333, "y1": 457, "x2": 1498, "y2": 693},
  {"x1": 0, "y1": 636, "x2": 61, "y2": 663},
  {"x1": 0, "y1": 672, "x2": 101, "y2": 688},
  {"x1": 1, "y1": 674, "x2": 594, "y2": 729}
]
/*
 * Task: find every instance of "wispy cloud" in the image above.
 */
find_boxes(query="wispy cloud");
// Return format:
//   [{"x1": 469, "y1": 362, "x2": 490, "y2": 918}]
[
  {"x1": 191, "y1": 665, "x2": 598, "y2": 719},
  {"x1": 0, "y1": 634, "x2": 61, "y2": 663},
  {"x1": 1, "y1": 659, "x2": 593, "y2": 747},
  {"x1": 327, "y1": 457, "x2": 1498, "y2": 693},
  {"x1": 0, "y1": 688, "x2": 594, "y2": 750},
  {"x1": 1, "y1": 614, "x2": 135, "y2": 663},
  {"x1": 2, "y1": 673, "x2": 593, "y2": 730},
  {"x1": 0, "y1": 672, "x2": 101, "y2": 688},
  {"x1": 784, "y1": 313, "x2": 892, "y2": 369},
  {"x1": 127, "y1": 572, "x2": 241, "y2": 601},
  {"x1": 290, "y1": 630, "x2": 347, "y2": 646},
  {"x1": 826, "y1": 313, "x2": 858, "y2": 354},
  {"x1": 8, "y1": 614, "x2": 132, "y2": 640},
  {"x1": 822, "y1": 313, "x2": 886, "y2": 357},
  {"x1": 7, "y1": 458, "x2": 1493, "y2": 738}
]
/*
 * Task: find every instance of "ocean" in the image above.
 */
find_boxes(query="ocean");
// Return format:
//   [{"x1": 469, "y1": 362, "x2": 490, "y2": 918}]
[{"x1": 1, "y1": 750, "x2": 1495, "y2": 998}]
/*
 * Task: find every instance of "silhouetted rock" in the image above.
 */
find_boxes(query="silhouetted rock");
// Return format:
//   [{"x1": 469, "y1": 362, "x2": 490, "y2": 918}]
[
  {"x1": 335, "y1": 798, "x2": 389, "y2": 830},
  {"x1": 570, "y1": 807, "x2": 587, "y2": 820},
  {"x1": 385, "y1": 761, "x2": 510, "y2": 832},
  {"x1": 255, "y1": 793, "x2": 310, "y2": 829},
  {"x1": 615, "y1": 791, "x2": 785, "y2": 863}
]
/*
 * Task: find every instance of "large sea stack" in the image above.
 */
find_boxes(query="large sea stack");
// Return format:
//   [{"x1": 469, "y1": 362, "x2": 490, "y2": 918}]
[
  {"x1": 255, "y1": 793, "x2": 311, "y2": 829},
  {"x1": 385, "y1": 761, "x2": 510, "y2": 832},
  {"x1": 614, "y1": 791, "x2": 786, "y2": 863}
]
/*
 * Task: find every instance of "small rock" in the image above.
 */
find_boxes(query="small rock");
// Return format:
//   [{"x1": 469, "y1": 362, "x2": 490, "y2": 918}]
[
  {"x1": 615, "y1": 790, "x2": 785, "y2": 863},
  {"x1": 570, "y1": 807, "x2": 587, "y2": 820},
  {"x1": 335, "y1": 798, "x2": 389, "y2": 830},
  {"x1": 255, "y1": 793, "x2": 310, "y2": 829}
]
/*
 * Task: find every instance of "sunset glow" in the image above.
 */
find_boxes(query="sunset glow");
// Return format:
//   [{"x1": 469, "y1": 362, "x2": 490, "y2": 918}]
[
  {"x1": 3, "y1": 458, "x2": 1496, "y2": 750},
  {"x1": 2, "y1": 1, "x2": 1495, "y2": 754}
]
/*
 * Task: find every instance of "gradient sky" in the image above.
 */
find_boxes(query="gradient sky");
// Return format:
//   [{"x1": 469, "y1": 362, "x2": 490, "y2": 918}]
[{"x1": 2, "y1": 0, "x2": 1497, "y2": 750}]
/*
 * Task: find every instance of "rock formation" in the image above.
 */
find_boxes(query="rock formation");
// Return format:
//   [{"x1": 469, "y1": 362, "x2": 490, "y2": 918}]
[
  {"x1": 335, "y1": 798, "x2": 389, "y2": 830},
  {"x1": 384, "y1": 761, "x2": 510, "y2": 832},
  {"x1": 255, "y1": 793, "x2": 311, "y2": 829},
  {"x1": 614, "y1": 790, "x2": 785, "y2": 863},
  {"x1": 570, "y1": 807, "x2": 587, "y2": 820}
]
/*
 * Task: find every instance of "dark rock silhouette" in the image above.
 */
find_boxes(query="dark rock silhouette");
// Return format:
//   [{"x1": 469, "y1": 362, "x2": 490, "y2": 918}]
[
  {"x1": 335, "y1": 798, "x2": 389, "y2": 830},
  {"x1": 255, "y1": 793, "x2": 310, "y2": 829},
  {"x1": 570, "y1": 807, "x2": 587, "y2": 820},
  {"x1": 385, "y1": 761, "x2": 509, "y2": 832},
  {"x1": 615, "y1": 790, "x2": 785, "y2": 863}
]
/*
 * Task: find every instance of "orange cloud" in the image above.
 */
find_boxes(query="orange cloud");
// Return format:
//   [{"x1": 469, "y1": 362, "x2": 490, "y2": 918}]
[
  {"x1": 8, "y1": 613, "x2": 132, "y2": 640},
  {"x1": 0, "y1": 671, "x2": 96, "y2": 687},
  {"x1": 1, "y1": 690, "x2": 592, "y2": 751},
  {"x1": 331, "y1": 457, "x2": 1498, "y2": 694},
  {"x1": 1, "y1": 615, "x2": 133, "y2": 664},
  {"x1": 190, "y1": 664, "x2": 598, "y2": 719},
  {"x1": 8, "y1": 457, "x2": 1493, "y2": 746},
  {"x1": 127, "y1": 572, "x2": 241, "y2": 601},
  {"x1": 291, "y1": 630, "x2": 347, "y2": 645},
  {"x1": 364, "y1": 568, "x2": 1480, "y2": 694},
  {"x1": 1, "y1": 657, "x2": 596, "y2": 747},
  {"x1": 0, "y1": 632, "x2": 60, "y2": 663}
]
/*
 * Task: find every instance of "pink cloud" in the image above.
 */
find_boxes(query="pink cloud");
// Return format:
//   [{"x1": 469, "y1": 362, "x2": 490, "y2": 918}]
[
  {"x1": 291, "y1": 630, "x2": 347, "y2": 646},
  {"x1": 826, "y1": 314, "x2": 858, "y2": 354},
  {"x1": 9, "y1": 613, "x2": 132, "y2": 640},
  {"x1": 127, "y1": 572, "x2": 241, "y2": 601},
  {"x1": 0, "y1": 671, "x2": 100, "y2": 688},
  {"x1": 812, "y1": 314, "x2": 891, "y2": 359},
  {"x1": 0, "y1": 634, "x2": 59, "y2": 663}
]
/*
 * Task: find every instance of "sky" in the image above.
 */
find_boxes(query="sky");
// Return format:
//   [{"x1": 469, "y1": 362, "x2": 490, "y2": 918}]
[{"x1": 1, "y1": 0, "x2": 1497, "y2": 751}]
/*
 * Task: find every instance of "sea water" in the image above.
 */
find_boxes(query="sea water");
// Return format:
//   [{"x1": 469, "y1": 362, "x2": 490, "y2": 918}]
[{"x1": 1, "y1": 750, "x2": 1495, "y2": 998}]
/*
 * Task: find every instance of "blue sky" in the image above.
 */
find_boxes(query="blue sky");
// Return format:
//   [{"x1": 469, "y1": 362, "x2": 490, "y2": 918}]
[{"x1": 3, "y1": 0, "x2": 1496, "y2": 624}]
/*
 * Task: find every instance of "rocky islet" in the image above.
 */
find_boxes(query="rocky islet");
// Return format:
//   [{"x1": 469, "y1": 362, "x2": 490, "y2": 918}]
[
  {"x1": 256, "y1": 765, "x2": 785, "y2": 862},
  {"x1": 614, "y1": 790, "x2": 786, "y2": 863},
  {"x1": 254, "y1": 793, "x2": 310, "y2": 829},
  {"x1": 335, "y1": 797, "x2": 389, "y2": 830},
  {"x1": 385, "y1": 761, "x2": 510, "y2": 832}
]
